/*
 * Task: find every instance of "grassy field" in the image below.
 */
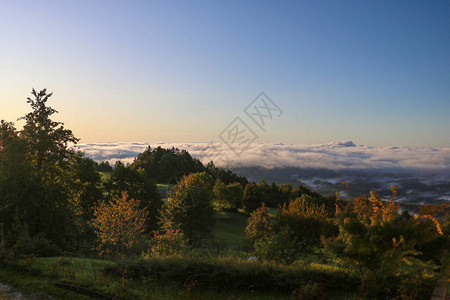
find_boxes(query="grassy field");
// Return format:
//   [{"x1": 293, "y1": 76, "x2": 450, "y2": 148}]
[
  {"x1": 212, "y1": 211, "x2": 249, "y2": 251},
  {"x1": 0, "y1": 257, "x2": 301, "y2": 299}
]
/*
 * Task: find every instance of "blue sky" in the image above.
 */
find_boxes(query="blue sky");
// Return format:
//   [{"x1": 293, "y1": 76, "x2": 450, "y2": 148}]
[{"x1": 1, "y1": 1, "x2": 449, "y2": 147}]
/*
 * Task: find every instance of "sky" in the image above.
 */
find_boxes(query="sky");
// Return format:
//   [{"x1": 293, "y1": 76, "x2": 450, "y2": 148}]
[{"x1": 1, "y1": 1, "x2": 449, "y2": 147}]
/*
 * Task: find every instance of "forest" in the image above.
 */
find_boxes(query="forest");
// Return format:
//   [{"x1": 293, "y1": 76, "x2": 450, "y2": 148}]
[{"x1": 0, "y1": 90, "x2": 449, "y2": 299}]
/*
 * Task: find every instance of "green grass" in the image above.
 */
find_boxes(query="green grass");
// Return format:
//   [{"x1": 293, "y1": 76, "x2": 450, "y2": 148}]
[
  {"x1": 1, "y1": 257, "x2": 297, "y2": 299},
  {"x1": 212, "y1": 211, "x2": 249, "y2": 251},
  {"x1": 0, "y1": 266, "x2": 91, "y2": 299},
  {"x1": 106, "y1": 255, "x2": 359, "y2": 298},
  {"x1": 0, "y1": 251, "x2": 361, "y2": 299}
]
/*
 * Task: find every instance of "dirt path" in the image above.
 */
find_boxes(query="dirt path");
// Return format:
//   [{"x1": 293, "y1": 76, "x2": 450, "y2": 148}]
[{"x1": 0, "y1": 283, "x2": 27, "y2": 299}]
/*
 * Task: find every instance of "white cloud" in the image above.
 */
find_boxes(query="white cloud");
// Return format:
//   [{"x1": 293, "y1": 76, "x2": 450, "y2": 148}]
[{"x1": 75, "y1": 141, "x2": 450, "y2": 173}]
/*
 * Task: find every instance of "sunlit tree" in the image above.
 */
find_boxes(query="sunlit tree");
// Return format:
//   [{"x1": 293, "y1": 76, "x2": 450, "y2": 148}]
[
  {"x1": 324, "y1": 187, "x2": 443, "y2": 297},
  {"x1": 92, "y1": 192, "x2": 148, "y2": 256}
]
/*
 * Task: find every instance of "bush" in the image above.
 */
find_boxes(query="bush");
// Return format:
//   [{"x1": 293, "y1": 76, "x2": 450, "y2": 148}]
[
  {"x1": 292, "y1": 281, "x2": 329, "y2": 300},
  {"x1": 324, "y1": 188, "x2": 442, "y2": 298},
  {"x1": 145, "y1": 229, "x2": 188, "y2": 256},
  {"x1": 12, "y1": 233, "x2": 62, "y2": 257},
  {"x1": 397, "y1": 272, "x2": 435, "y2": 300},
  {"x1": 254, "y1": 226, "x2": 300, "y2": 264},
  {"x1": 247, "y1": 198, "x2": 335, "y2": 263},
  {"x1": 103, "y1": 255, "x2": 358, "y2": 293}
]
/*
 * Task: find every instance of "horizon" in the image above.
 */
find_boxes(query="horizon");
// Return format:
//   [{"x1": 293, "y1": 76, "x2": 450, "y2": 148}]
[
  {"x1": 75, "y1": 141, "x2": 450, "y2": 173},
  {"x1": 1, "y1": 1, "x2": 449, "y2": 148}
]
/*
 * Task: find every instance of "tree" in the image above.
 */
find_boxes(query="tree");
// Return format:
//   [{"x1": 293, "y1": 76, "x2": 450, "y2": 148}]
[
  {"x1": 159, "y1": 172, "x2": 215, "y2": 245},
  {"x1": 223, "y1": 182, "x2": 244, "y2": 210},
  {"x1": 279, "y1": 183, "x2": 293, "y2": 204},
  {"x1": 147, "y1": 229, "x2": 187, "y2": 256},
  {"x1": 242, "y1": 183, "x2": 262, "y2": 213},
  {"x1": 291, "y1": 185, "x2": 322, "y2": 200},
  {"x1": 97, "y1": 161, "x2": 113, "y2": 173},
  {"x1": 213, "y1": 180, "x2": 243, "y2": 211},
  {"x1": 72, "y1": 154, "x2": 105, "y2": 247},
  {"x1": 0, "y1": 89, "x2": 81, "y2": 249},
  {"x1": 106, "y1": 161, "x2": 162, "y2": 231},
  {"x1": 0, "y1": 121, "x2": 34, "y2": 241},
  {"x1": 92, "y1": 192, "x2": 148, "y2": 256},
  {"x1": 19, "y1": 89, "x2": 79, "y2": 170},
  {"x1": 245, "y1": 203, "x2": 271, "y2": 248},
  {"x1": 206, "y1": 161, "x2": 248, "y2": 186},
  {"x1": 213, "y1": 179, "x2": 227, "y2": 208},
  {"x1": 132, "y1": 146, "x2": 204, "y2": 183},
  {"x1": 415, "y1": 203, "x2": 449, "y2": 263}
]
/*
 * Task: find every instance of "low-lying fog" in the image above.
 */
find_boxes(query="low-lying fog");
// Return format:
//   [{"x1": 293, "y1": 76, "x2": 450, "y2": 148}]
[{"x1": 76, "y1": 141, "x2": 450, "y2": 204}]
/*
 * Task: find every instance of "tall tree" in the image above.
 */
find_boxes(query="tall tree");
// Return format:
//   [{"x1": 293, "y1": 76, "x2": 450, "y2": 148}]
[
  {"x1": 19, "y1": 89, "x2": 79, "y2": 170},
  {"x1": 0, "y1": 89, "x2": 81, "y2": 249}
]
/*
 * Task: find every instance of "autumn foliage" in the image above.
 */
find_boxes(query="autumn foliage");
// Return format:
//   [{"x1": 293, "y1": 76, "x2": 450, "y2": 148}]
[
  {"x1": 245, "y1": 203, "x2": 272, "y2": 248},
  {"x1": 92, "y1": 192, "x2": 149, "y2": 256},
  {"x1": 325, "y1": 186, "x2": 444, "y2": 297},
  {"x1": 146, "y1": 229, "x2": 187, "y2": 256},
  {"x1": 246, "y1": 196, "x2": 335, "y2": 263}
]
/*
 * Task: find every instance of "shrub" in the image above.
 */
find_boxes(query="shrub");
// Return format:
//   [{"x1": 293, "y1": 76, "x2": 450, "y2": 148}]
[
  {"x1": 247, "y1": 198, "x2": 335, "y2": 263},
  {"x1": 103, "y1": 255, "x2": 359, "y2": 293},
  {"x1": 324, "y1": 187, "x2": 443, "y2": 298},
  {"x1": 275, "y1": 195, "x2": 334, "y2": 253},
  {"x1": 12, "y1": 232, "x2": 62, "y2": 257},
  {"x1": 145, "y1": 229, "x2": 187, "y2": 256},
  {"x1": 292, "y1": 281, "x2": 329, "y2": 300},
  {"x1": 254, "y1": 226, "x2": 299, "y2": 264}
]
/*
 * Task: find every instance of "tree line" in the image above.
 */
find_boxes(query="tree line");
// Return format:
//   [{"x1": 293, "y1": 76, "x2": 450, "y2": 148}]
[{"x1": 0, "y1": 89, "x2": 323, "y2": 254}]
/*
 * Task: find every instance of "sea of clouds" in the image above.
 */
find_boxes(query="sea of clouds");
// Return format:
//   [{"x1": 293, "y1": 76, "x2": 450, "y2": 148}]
[{"x1": 75, "y1": 141, "x2": 450, "y2": 173}]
